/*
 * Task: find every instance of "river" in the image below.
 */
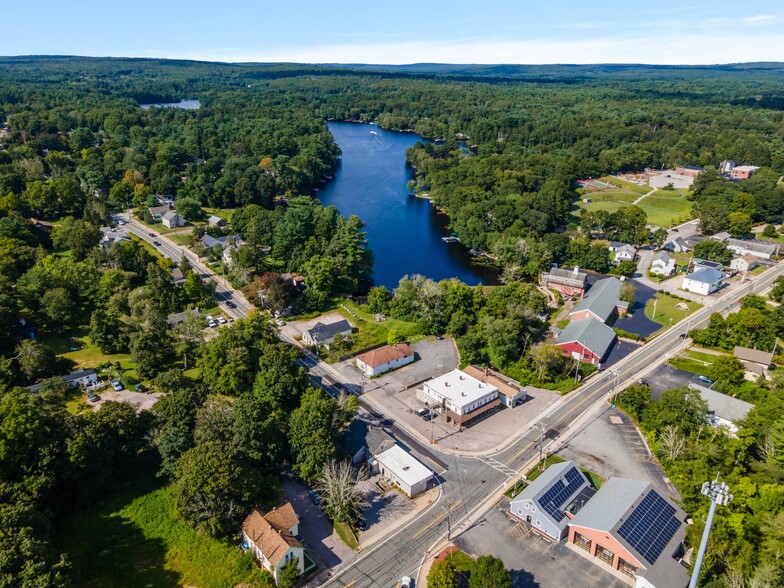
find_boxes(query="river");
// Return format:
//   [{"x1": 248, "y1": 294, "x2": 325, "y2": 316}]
[{"x1": 319, "y1": 122, "x2": 497, "y2": 289}]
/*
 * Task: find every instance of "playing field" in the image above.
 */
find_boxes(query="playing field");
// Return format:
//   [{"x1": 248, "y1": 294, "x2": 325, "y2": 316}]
[{"x1": 575, "y1": 188, "x2": 693, "y2": 228}]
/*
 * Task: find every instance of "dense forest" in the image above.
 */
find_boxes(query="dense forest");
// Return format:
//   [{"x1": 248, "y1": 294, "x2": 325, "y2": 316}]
[{"x1": 2, "y1": 57, "x2": 784, "y2": 586}]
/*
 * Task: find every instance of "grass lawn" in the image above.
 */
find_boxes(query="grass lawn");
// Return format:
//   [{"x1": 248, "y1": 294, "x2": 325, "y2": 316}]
[
  {"x1": 334, "y1": 520, "x2": 358, "y2": 550},
  {"x1": 580, "y1": 189, "x2": 636, "y2": 203},
  {"x1": 203, "y1": 207, "x2": 237, "y2": 224},
  {"x1": 130, "y1": 234, "x2": 165, "y2": 260},
  {"x1": 58, "y1": 471, "x2": 267, "y2": 588},
  {"x1": 525, "y1": 454, "x2": 566, "y2": 481},
  {"x1": 600, "y1": 176, "x2": 650, "y2": 195},
  {"x1": 443, "y1": 549, "x2": 473, "y2": 572},
  {"x1": 670, "y1": 354, "x2": 714, "y2": 375},
  {"x1": 168, "y1": 233, "x2": 191, "y2": 246},
  {"x1": 335, "y1": 300, "x2": 425, "y2": 355},
  {"x1": 576, "y1": 194, "x2": 693, "y2": 228},
  {"x1": 645, "y1": 292, "x2": 702, "y2": 330}
]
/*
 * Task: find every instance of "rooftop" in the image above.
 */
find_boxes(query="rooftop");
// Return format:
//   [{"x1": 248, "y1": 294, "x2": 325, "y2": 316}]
[
  {"x1": 726, "y1": 238, "x2": 778, "y2": 254},
  {"x1": 161, "y1": 210, "x2": 180, "y2": 221},
  {"x1": 306, "y1": 319, "x2": 352, "y2": 343},
  {"x1": 424, "y1": 368, "x2": 498, "y2": 407},
  {"x1": 462, "y1": 365, "x2": 523, "y2": 399},
  {"x1": 688, "y1": 383, "x2": 755, "y2": 423},
  {"x1": 374, "y1": 444, "x2": 432, "y2": 487},
  {"x1": 542, "y1": 266, "x2": 588, "y2": 286},
  {"x1": 242, "y1": 506, "x2": 301, "y2": 567},
  {"x1": 653, "y1": 251, "x2": 671, "y2": 263},
  {"x1": 557, "y1": 318, "x2": 616, "y2": 357},
  {"x1": 685, "y1": 267, "x2": 724, "y2": 284},
  {"x1": 511, "y1": 460, "x2": 593, "y2": 529},
  {"x1": 356, "y1": 343, "x2": 414, "y2": 368},
  {"x1": 733, "y1": 346, "x2": 773, "y2": 366},
  {"x1": 569, "y1": 277, "x2": 623, "y2": 323}
]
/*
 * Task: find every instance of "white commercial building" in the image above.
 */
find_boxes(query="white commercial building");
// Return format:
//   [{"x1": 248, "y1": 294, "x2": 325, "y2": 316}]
[
  {"x1": 373, "y1": 444, "x2": 433, "y2": 498},
  {"x1": 422, "y1": 369, "x2": 500, "y2": 427}
]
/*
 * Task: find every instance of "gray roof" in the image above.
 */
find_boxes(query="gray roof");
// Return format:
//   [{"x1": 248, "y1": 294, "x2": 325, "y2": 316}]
[
  {"x1": 541, "y1": 267, "x2": 588, "y2": 287},
  {"x1": 614, "y1": 244, "x2": 636, "y2": 256},
  {"x1": 63, "y1": 368, "x2": 96, "y2": 382},
  {"x1": 342, "y1": 419, "x2": 395, "y2": 461},
  {"x1": 688, "y1": 383, "x2": 755, "y2": 422},
  {"x1": 557, "y1": 318, "x2": 616, "y2": 359},
  {"x1": 694, "y1": 259, "x2": 723, "y2": 270},
  {"x1": 653, "y1": 251, "x2": 671, "y2": 264},
  {"x1": 161, "y1": 210, "x2": 180, "y2": 221},
  {"x1": 733, "y1": 346, "x2": 773, "y2": 366},
  {"x1": 200, "y1": 234, "x2": 223, "y2": 248},
  {"x1": 685, "y1": 267, "x2": 724, "y2": 284},
  {"x1": 570, "y1": 277, "x2": 623, "y2": 323},
  {"x1": 306, "y1": 319, "x2": 352, "y2": 343},
  {"x1": 167, "y1": 308, "x2": 200, "y2": 327},
  {"x1": 727, "y1": 238, "x2": 778, "y2": 255},
  {"x1": 149, "y1": 204, "x2": 170, "y2": 215},
  {"x1": 711, "y1": 231, "x2": 731, "y2": 241}
]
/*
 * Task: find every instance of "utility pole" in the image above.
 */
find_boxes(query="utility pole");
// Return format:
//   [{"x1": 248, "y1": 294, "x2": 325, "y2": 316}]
[
  {"x1": 688, "y1": 476, "x2": 733, "y2": 588},
  {"x1": 652, "y1": 296, "x2": 658, "y2": 320},
  {"x1": 443, "y1": 501, "x2": 454, "y2": 541},
  {"x1": 537, "y1": 422, "x2": 546, "y2": 470}
]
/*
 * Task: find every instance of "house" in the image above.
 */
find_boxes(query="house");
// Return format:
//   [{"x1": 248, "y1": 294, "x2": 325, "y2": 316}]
[
  {"x1": 675, "y1": 165, "x2": 705, "y2": 177},
  {"x1": 540, "y1": 266, "x2": 589, "y2": 299},
  {"x1": 568, "y1": 277, "x2": 628, "y2": 323},
  {"x1": 568, "y1": 478, "x2": 689, "y2": 588},
  {"x1": 609, "y1": 242, "x2": 636, "y2": 263},
  {"x1": 355, "y1": 343, "x2": 415, "y2": 377},
  {"x1": 166, "y1": 308, "x2": 200, "y2": 329},
  {"x1": 373, "y1": 444, "x2": 433, "y2": 498},
  {"x1": 342, "y1": 419, "x2": 395, "y2": 466},
  {"x1": 161, "y1": 210, "x2": 184, "y2": 229},
  {"x1": 26, "y1": 368, "x2": 98, "y2": 392},
  {"x1": 509, "y1": 460, "x2": 595, "y2": 541},
  {"x1": 726, "y1": 238, "x2": 779, "y2": 259},
  {"x1": 710, "y1": 231, "x2": 731, "y2": 242},
  {"x1": 421, "y1": 368, "x2": 501, "y2": 427},
  {"x1": 222, "y1": 243, "x2": 237, "y2": 267},
  {"x1": 730, "y1": 165, "x2": 760, "y2": 180},
  {"x1": 241, "y1": 503, "x2": 305, "y2": 584},
  {"x1": 462, "y1": 365, "x2": 528, "y2": 408},
  {"x1": 302, "y1": 319, "x2": 353, "y2": 346},
  {"x1": 148, "y1": 204, "x2": 171, "y2": 220},
  {"x1": 682, "y1": 268, "x2": 724, "y2": 296},
  {"x1": 207, "y1": 215, "x2": 226, "y2": 227},
  {"x1": 688, "y1": 383, "x2": 755, "y2": 436},
  {"x1": 692, "y1": 259, "x2": 724, "y2": 273},
  {"x1": 170, "y1": 268, "x2": 187, "y2": 286},
  {"x1": 733, "y1": 346, "x2": 774, "y2": 378},
  {"x1": 200, "y1": 233, "x2": 243, "y2": 250},
  {"x1": 729, "y1": 254, "x2": 759, "y2": 273},
  {"x1": 662, "y1": 237, "x2": 690, "y2": 253},
  {"x1": 555, "y1": 318, "x2": 617, "y2": 367},
  {"x1": 99, "y1": 226, "x2": 131, "y2": 251},
  {"x1": 650, "y1": 252, "x2": 675, "y2": 277}
]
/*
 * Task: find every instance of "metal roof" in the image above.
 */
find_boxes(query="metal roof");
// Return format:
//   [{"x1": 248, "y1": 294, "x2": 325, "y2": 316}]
[
  {"x1": 685, "y1": 267, "x2": 724, "y2": 284},
  {"x1": 557, "y1": 318, "x2": 616, "y2": 358},
  {"x1": 375, "y1": 444, "x2": 433, "y2": 487},
  {"x1": 569, "y1": 277, "x2": 623, "y2": 323},
  {"x1": 688, "y1": 383, "x2": 755, "y2": 423}
]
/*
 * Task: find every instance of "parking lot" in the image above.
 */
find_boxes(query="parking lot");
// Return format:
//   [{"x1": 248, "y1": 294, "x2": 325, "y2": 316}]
[
  {"x1": 642, "y1": 363, "x2": 699, "y2": 399},
  {"x1": 455, "y1": 501, "x2": 628, "y2": 588},
  {"x1": 91, "y1": 388, "x2": 162, "y2": 412}
]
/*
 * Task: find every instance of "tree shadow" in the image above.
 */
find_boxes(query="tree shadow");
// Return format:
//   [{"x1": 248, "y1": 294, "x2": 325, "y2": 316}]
[{"x1": 509, "y1": 568, "x2": 541, "y2": 588}]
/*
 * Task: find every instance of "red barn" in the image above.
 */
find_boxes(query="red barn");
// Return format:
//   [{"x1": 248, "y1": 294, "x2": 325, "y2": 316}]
[{"x1": 555, "y1": 318, "x2": 616, "y2": 367}]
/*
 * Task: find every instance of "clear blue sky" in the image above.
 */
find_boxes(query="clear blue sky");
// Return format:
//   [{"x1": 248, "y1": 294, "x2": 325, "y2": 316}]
[{"x1": 1, "y1": 1, "x2": 783, "y2": 64}]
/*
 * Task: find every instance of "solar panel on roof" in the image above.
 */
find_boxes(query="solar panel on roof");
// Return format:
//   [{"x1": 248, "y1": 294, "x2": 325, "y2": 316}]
[
  {"x1": 537, "y1": 467, "x2": 586, "y2": 522},
  {"x1": 617, "y1": 491, "x2": 681, "y2": 565}
]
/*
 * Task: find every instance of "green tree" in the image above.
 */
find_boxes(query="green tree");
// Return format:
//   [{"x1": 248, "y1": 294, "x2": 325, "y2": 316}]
[
  {"x1": 619, "y1": 281, "x2": 636, "y2": 306},
  {"x1": 367, "y1": 286, "x2": 392, "y2": 314},
  {"x1": 728, "y1": 212, "x2": 753, "y2": 238},
  {"x1": 617, "y1": 384, "x2": 652, "y2": 421},
  {"x1": 277, "y1": 558, "x2": 300, "y2": 588},
  {"x1": 763, "y1": 224, "x2": 778, "y2": 238},
  {"x1": 387, "y1": 329, "x2": 405, "y2": 345},
  {"x1": 89, "y1": 308, "x2": 129, "y2": 354},
  {"x1": 51, "y1": 217, "x2": 101, "y2": 260},
  {"x1": 613, "y1": 260, "x2": 638, "y2": 277},
  {"x1": 528, "y1": 343, "x2": 564, "y2": 382},
  {"x1": 174, "y1": 197, "x2": 203, "y2": 221},
  {"x1": 469, "y1": 555, "x2": 512, "y2": 588},
  {"x1": 40, "y1": 287, "x2": 77, "y2": 330},
  {"x1": 428, "y1": 559, "x2": 458, "y2": 588},
  {"x1": 707, "y1": 355, "x2": 746, "y2": 388},
  {"x1": 288, "y1": 388, "x2": 338, "y2": 483},
  {"x1": 693, "y1": 240, "x2": 733, "y2": 265},
  {"x1": 16, "y1": 339, "x2": 58, "y2": 380}
]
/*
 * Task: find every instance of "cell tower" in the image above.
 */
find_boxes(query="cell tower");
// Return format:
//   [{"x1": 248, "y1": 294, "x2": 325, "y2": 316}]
[{"x1": 688, "y1": 476, "x2": 733, "y2": 588}]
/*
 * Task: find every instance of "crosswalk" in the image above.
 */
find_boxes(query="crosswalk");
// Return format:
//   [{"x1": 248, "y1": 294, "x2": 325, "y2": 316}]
[{"x1": 474, "y1": 456, "x2": 518, "y2": 478}]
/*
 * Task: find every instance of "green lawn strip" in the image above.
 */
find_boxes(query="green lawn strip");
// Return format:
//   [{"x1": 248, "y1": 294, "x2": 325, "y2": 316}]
[
  {"x1": 582, "y1": 189, "x2": 636, "y2": 203},
  {"x1": 58, "y1": 473, "x2": 262, "y2": 588},
  {"x1": 600, "y1": 176, "x2": 650, "y2": 195},
  {"x1": 525, "y1": 455, "x2": 566, "y2": 482},
  {"x1": 443, "y1": 549, "x2": 474, "y2": 572},
  {"x1": 555, "y1": 318, "x2": 570, "y2": 329},
  {"x1": 335, "y1": 300, "x2": 424, "y2": 353},
  {"x1": 645, "y1": 292, "x2": 702, "y2": 328},
  {"x1": 682, "y1": 349, "x2": 721, "y2": 363},
  {"x1": 129, "y1": 234, "x2": 165, "y2": 260},
  {"x1": 637, "y1": 200, "x2": 693, "y2": 228},
  {"x1": 168, "y1": 233, "x2": 191, "y2": 246},
  {"x1": 333, "y1": 520, "x2": 358, "y2": 550},
  {"x1": 580, "y1": 468, "x2": 605, "y2": 489},
  {"x1": 669, "y1": 357, "x2": 709, "y2": 375}
]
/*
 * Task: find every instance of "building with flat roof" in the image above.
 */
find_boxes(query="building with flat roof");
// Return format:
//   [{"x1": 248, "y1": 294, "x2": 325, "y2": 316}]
[
  {"x1": 568, "y1": 478, "x2": 688, "y2": 588},
  {"x1": 509, "y1": 460, "x2": 595, "y2": 541},
  {"x1": 675, "y1": 165, "x2": 705, "y2": 177},
  {"x1": 461, "y1": 365, "x2": 528, "y2": 408},
  {"x1": 373, "y1": 444, "x2": 433, "y2": 497},
  {"x1": 730, "y1": 165, "x2": 760, "y2": 180},
  {"x1": 422, "y1": 368, "x2": 500, "y2": 427}
]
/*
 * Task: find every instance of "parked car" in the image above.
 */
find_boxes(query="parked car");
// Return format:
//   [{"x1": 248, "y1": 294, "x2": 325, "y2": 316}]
[
  {"x1": 208, "y1": 320, "x2": 217, "y2": 328},
  {"x1": 399, "y1": 577, "x2": 414, "y2": 588},
  {"x1": 217, "y1": 316, "x2": 227, "y2": 324},
  {"x1": 205, "y1": 314, "x2": 213, "y2": 321},
  {"x1": 698, "y1": 375, "x2": 713, "y2": 384},
  {"x1": 415, "y1": 408, "x2": 428, "y2": 416},
  {"x1": 117, "y1": 220, "x2": 125, "y2": 225},
  {"x1": 435, "y1": 335, "x2": 444, "y2": 340},
  {"x1": 110, "y1": 379, "x2": 124, "y2": 391},
  {"x1": 357, "y1": 519, "x2": 367, "y2": 531},
  {"x1": 423, "y1": 411, "x2": 436, "y2": 422},
  {"x1": 135, "y1": 383, "x2": 146, "y2": 392},
  {"x1": 153, "y1": 240, "x2": 161, "y2": 246},
  {"x1": 308, "y1": 490, "x2": 322, "y2": 506},
  {"x1": 226, "y1": 301, "x2": 236, "y2": 309},
  {"x1": 275, "y1": 319, "x2": 286, "y2": 326},
  {"x1": 87, "y1": 393, "x2": 101, "y2": 403}
]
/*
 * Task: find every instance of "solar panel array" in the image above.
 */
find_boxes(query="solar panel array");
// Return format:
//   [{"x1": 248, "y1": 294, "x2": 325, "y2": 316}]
[
  {"x1": 617, "y1": 491, "x2": 681, "y2": 565},
  {"x1": 537, "y1": 467, "x2": 585, "y2": 522}
]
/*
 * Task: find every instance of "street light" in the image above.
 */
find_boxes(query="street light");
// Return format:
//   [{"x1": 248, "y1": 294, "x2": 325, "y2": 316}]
[{"x1": 688, "y1": 477, "x2": 733, "y2": 588}]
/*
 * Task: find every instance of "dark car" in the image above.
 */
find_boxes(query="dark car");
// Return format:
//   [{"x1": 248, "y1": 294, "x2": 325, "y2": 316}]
[
  {"x1": 149, "y1": 232, "x2": 156, "y2": 237},
  {"x1": 153, "y1": 240, "x2": 161, "y2": 246},
  {"x1": 226, "y1": 301, "x2": 236, "y2": 309},
  {"x1": 135, "y1": 383, "x2": 146, "y2": 392},
  {"x1": 87, "y1": 393, "x2": 100, "y2": 403},
  {"x1": 308, "y1": 490, "x2": 322, "y2": 506},
  {"x1": 423, "y1": 411, "x2": 436, "y2": 421},
  {"x1": 357, "y1": 519, "x2": 367, "y2": 531}
]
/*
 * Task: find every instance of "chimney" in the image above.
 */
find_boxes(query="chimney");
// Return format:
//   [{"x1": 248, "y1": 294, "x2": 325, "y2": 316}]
[
  {"x1": 485, "y1": 366, "x2": 488, "y2": 377},
  {"x1": 573, "y1": 266, "x2": 580, "y2": 275}
]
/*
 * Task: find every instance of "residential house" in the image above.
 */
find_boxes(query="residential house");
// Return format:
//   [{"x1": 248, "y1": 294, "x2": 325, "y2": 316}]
[
  {"x1": 509, "y1": 460, "x2": 595, "y2": 541},
  {"x1": 609, "y1": 242, "x2": 636, "y2": 263},
  {"x1": 462, "y1": 365, "x2": 528, "y2": 408},
  {"x1": 733, "y1": 346, "x2": 774, "y2": 379},
  {"x1": 99, "y1": 226, "x2": 131, "y2": 251},
  {"x1": 421, "y1": 368, "x2": 500, "y2": 427},
  {"x1": 540, "y1": 266, "x2": 589, "y2": 299},
  {"x1": 687, "y1": 383, "x2": 755, "y2": 437},
  {"x1": 568, "y1": 478, "x2": 689, "y2": 588},
  {"x1": 682, "y1": 268, "x2": 724, "y2": 296},
  {"x1": 650, "y1": 252, "x2": 675, "y2": 277},
  {"x1": 166, "y1": 308, "x2": 200, "y2": 329},
  {"x1": 662, "y1": 237, "x2": 690, "y2": 253},
  {"x1": 302, "y1": 319, "x2": 353, "y2": 346},
  {"x1": 692, "y1": 259, "x2": 724, "y2": 273},
  {"x1": 342, "y1": 419, "x2": 395, "y2": 466},
  {"x1": 161, "y1": 210, "x2": 184, "y2": 229},
  {"x1": 241, "y1": 503, "x2": 306, "y2": 584},
  {"x1": 207, "y1": 215, "x2": 226, "y2": 227},
  {"x1": 200, "y1": 233, "x2": 243, "y2": 251},
  {"x1": 26, "y1": 368, "x2": 98, "y2": 392},
  {"x1": 710, "y1": 231, "x2": 731, "y2": 242},
  {"x1": 730, "y1": 165, "x2": 760, "y2": 180},
  {"x1": 726, "y1": 238, "x2": 779, "y2": 259},
  {"x1": 729, "y1": 255, "x2": 758, "y2": 273},
  {"x1": 568, "y1": 277, "x2": 628, "y2": 323},
  {"x1": 373, "y1": 444, "x2": 433, "y2": 498},
  {"x1": 675, "y1": 165, "x2": 705, "y2": 177},
  {"x1": 555, "y1": 318, "x2": 617, "y2": 367},
  {"x1": 170, "y1": 268, "x2": 187, "y2": 286},
  {"x1": 148, "y1": 204, "x2": 171, "y2": 220},
  {"x1": 355, "y1": 343, "x2": 415, "y2": 377}
]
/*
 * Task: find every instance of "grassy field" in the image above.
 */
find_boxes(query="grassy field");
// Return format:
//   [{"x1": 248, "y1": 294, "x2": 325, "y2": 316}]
[
  {"x1": 575, "y1": 189, "x2": 693, "y2": 228},
  {"x1": 670, "y1": 349, "x2": 719, "y2": 374},
  {"x1": 600, "y1": 176, "x2": 650, "y2": 195},
  {"x1": 58, "y1": 471, "x2": 267, "y2": 588},
  {"x1": 645, "y1": 292, "x2": 702, "y2": 329},
  {"x1": 203, "y1": 207, "x2": 237, "y2": 224},
  {"x1": 334, "y1": 300, "x2": 425, "y2": 355},
  {"x1": 334, "y1": 520, "x2": 359, "y2": 550}
]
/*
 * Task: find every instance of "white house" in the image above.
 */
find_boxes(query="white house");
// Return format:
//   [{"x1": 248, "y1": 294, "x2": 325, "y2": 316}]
[
  {"x1": 609, "y1": 242, "x2": 636, "y2": 263},
  {"x1": 373, "y1": 444, "x2": 433, "y2": 498},
  {"x1": 161, "y1": 211, "x2": 184, "y2": 229},
  {"x1": 148, "y1": 204, "x2": 170, "y2": 220},
  {"x1": 650, "y1": 251, "x2": 675, "y2": 277},
  {"x1": 421, "y1": 369, "x2": 500, "y2": 427},
  {"x1": 241, "y1": 503, "x2": 306, "y2": 583},
  {"x1": 682, "y1": 267, "x2": 724, "y2": 296},
  {"x1": 688, "y1": 384, "x2": 755, "y2": 437},
  {"x1": 302, "y1": 319, "x2": 353, "y2": 346},
  {"x1": 355, "y1": 343, "x2": 415, "y2": 377},
  {"x1": 663, "y1": 236, "x2": 690, "y2": 253},
  {"x1": 26, "y1": 369, "x2": 98, "y2": 392},
  {"x1": 726, "y1": 238, "x2": 779, "y2": 259},
  {"x1": 730, "y1": 254, "x2": 759, "y2": 273}
]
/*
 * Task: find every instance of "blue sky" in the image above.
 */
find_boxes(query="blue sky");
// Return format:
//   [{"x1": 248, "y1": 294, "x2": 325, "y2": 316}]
[{"x1": 1, "y1": 1, "x2": 783, "y2": 64}]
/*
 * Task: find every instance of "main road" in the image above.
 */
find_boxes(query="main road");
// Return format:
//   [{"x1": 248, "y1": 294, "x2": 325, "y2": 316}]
[{"x1": 116, "y1": 214, "x2": 783, "y2": 587}]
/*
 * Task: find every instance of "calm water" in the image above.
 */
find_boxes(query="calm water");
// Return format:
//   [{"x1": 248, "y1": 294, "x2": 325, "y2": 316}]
[
  {"x1": 319, "y1": 122, "x2": 496, "y2": 289},
  {"x1": 140, "y1": 99, "x2": 201, "y2": 110}
]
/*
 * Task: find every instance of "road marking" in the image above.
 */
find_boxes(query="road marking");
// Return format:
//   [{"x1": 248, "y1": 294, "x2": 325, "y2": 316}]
[
  {"x1": 341, "y1": 581, "x2": 357, "y2": 588},
  {"x1": 411, "y1": 499, "x2": 461, "y2": 540}
]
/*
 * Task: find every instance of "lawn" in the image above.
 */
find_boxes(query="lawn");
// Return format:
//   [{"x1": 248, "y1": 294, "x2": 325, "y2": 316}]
[
  {"x1": 203, "y1": 207, "x2": 237, "y2": 224},
  {"x1": 580, "y1": 189, "x2": 637, "y2": 204},
  {"x1": 58, "y1": 472, "x2": 267, "y2": 588},
  {"x1": 670, "y1": 350, "x2": 717, "y2": 375},
  {"x1": 576, "y1": 192, "x2": 693, "y2": 228},
  {"x1": 443, "y1": 549, "x2": 474, "y2": 572},
  {"x1": 334, "y1": 520, "x2": 359, "y2": 550},
  {"x1": 600, "y1": 176, "x2": 650, "y2": 195},
  {"x1": 645, "y1": 292, "x2": 702, "y2": 330},
  {"x1": 333, "y1": 300, "x2": 425, "y2": 355}
]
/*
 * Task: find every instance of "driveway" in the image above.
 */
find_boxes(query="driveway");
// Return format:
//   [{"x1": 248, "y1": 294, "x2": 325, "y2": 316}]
[
  {"x1": 455, "y1": 502, "x2": 628, "y2": 588},
  {"x1": 603, "y1": 339, "x2": 641, "y2": 368},
  {"x1": 643, "y1": 363, "x2": 700, "y2": 399},
  {"x1": 92, "y1": 389, "x2": 162, "y2": 412}
]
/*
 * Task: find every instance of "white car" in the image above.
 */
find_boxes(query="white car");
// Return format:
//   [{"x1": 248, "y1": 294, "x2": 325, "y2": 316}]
[
  {"x1": 208, "y1": 320, "x2": 217, "y2": 328},
  {"x1": 400, "y1": 577, "x2": 414, "y2": 588},
  {"x1": 110, "y1": 379, "x2": 124, "y2": 391},
  {"x1": 217, "y1": 316, "x2": 227, "y2": 324},
  {"x1": 117, "y1": 220, "x2": 126, "y2": 225},
  {"x1": 275, "y1": 319, "x2": 286, "y2": 326}
]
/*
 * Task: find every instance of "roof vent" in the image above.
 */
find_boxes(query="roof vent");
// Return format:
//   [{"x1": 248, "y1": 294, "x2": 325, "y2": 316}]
[{"x1": 403, "y1": 466, "x2": 410, "y2": 471}]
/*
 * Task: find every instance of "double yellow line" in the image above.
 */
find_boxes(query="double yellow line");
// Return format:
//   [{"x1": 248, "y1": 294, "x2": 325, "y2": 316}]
[{"x1": 411, "y1": 499, "x2": 463, "y2": 540}]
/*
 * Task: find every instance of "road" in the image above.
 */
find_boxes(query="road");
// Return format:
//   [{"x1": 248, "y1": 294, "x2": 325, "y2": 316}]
[{"x1": 116, "y1": 213, "x2": 784, "y2": 586}]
